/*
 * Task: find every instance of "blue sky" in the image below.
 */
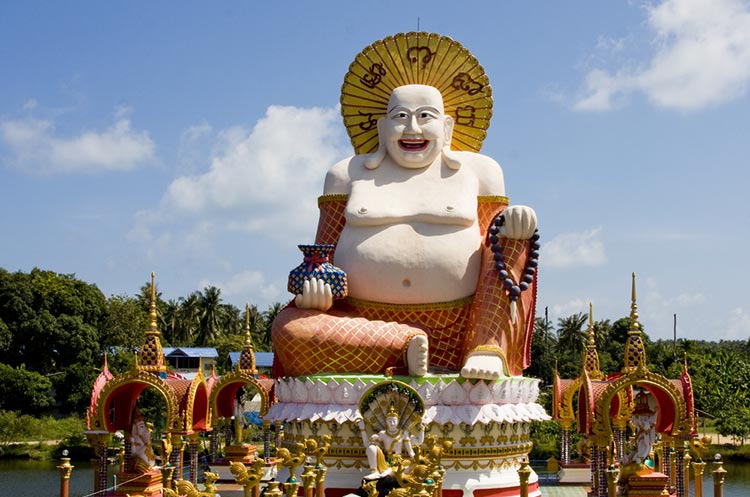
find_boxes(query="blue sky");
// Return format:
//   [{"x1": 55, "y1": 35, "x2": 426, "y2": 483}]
[{"x1": 1, "y1": 1, "x2": 748, "y2": 342}]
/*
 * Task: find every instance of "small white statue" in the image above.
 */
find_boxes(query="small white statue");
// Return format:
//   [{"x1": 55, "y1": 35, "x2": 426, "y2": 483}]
[
  {"x1": 357, "y1": 404, "x2": 425, "y2": 480},
  {"x1": 130, "y1": 410, "x2": 156, "y2": 473}
]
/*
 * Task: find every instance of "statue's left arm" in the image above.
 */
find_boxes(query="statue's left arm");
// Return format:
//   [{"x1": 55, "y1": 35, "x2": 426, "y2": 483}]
[{"x1": 463, "y1": 197, "x2": 538, "y2": 376}]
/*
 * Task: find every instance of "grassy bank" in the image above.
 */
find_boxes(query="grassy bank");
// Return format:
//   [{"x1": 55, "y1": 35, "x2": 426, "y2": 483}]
[{"x1": 0, "y1": 411, "x2": 89, "y2": 460}]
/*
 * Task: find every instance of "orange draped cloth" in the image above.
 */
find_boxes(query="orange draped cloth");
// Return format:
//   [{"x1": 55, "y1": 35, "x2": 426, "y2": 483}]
[{"x1": 271, "y1": 195, "x2": 537, "y2": 377}]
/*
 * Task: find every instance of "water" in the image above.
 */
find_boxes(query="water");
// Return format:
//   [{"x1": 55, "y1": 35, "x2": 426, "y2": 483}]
[
  {"x1": 1, "y1": 459, "x2": 749, "y2": 496},
  {"x1": 0, "y1": 459, "x2": 98, "y2": 497}
]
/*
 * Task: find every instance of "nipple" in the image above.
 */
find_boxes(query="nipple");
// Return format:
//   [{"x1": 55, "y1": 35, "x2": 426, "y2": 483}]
[
  {"x1": 445, "y1": 205, "x2": 455, "y2": 212},
  {"x1": 358, "y1": 207, "x2": 368, "y2": 214}
]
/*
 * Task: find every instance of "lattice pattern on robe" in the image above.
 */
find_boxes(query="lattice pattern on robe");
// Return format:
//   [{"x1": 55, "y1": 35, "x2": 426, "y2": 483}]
[
  {"x1": 314, "y1": 195, "x2": 348, "y2": 255},
  {"x1": 271, "y1": 307, "x2": 426, "y2": 377},
  {"x1": 465, "y1": 200, "x2": 537, "y2": 376}
]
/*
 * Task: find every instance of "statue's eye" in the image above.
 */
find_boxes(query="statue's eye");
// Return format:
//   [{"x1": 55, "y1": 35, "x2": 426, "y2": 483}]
[
  {"x1": 420, "y1": 112, "x2": 431, "y2": 118},
  {"x1": 396, "y1": 112, "x2": 408, "y2": 118}
]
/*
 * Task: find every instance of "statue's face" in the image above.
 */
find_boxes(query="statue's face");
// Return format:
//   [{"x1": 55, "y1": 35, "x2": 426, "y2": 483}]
[
  {"x1": 385, "y1": 414, "x2": 399, "y2": 433},
  {"x1": 382, "y1": 85, "x2": 449, "y2": 169}
]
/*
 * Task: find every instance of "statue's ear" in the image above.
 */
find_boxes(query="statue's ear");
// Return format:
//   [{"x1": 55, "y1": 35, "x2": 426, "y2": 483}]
[
  {"x1": 441, "y1": 115, "x2": 461, "y2": 170},
  {"x1": 364, "y1": 117, "x2": 387, "y2": 170},
  {"x1": 443, "y1": 115, "x2": 455, "y2": 146}
]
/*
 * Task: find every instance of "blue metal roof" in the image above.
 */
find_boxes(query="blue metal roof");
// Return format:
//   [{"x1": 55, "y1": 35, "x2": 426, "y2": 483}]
[
  {"x1": 228, "y1": 351, "x2": 274, "y2": 368},
  {"x1": 162, "y1": 347, "x2": 219, "y2": 358}
]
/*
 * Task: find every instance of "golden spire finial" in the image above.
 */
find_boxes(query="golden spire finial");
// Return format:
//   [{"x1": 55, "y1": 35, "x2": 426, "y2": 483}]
[
  {"x1": 587, "y1": 302, "x2": 596, "y2": 346},
  {"x1": 148, "y1": 272, "x2": 158, "y2": 333},
  {"x1": 138, "y1": 272, "x2": 166, "y2": 373},
  {"x1": 244, "y1": 303, "x2": 253, "y2": 347},
  {"x1": 629, "y1": 272, "x2": 640, "y2": 332}
]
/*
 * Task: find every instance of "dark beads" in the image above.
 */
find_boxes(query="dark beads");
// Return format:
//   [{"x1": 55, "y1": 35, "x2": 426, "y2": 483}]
[
  {"x1": 498, "y1": 269, "x2": 508, "y2": 279},
  {"x1": 493, "y1": 252, "x2": 504, "y2": 262},
  {"x1": 503, "y1": 278, "x2": 514, "y2": 289},
  {"x1": 523, "y1": 274, "x2": 534, "y2": 284},
  {"x1": 509, "y1": 285, "x2": 521, "y2": 298},
  {"x1": 490, "y1": 235, "x2": 499, "y2": 244},
  {"x1": 494, "y1": 215, "x2": 505, "y2": 227},
  {"x1": 519, "y1": 282, "x2": 529, "y2": 291}
]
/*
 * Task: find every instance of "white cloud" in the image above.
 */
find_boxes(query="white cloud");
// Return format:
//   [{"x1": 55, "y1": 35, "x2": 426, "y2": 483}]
[
  {"x1": 725, "y1": 307, "x2": 750, "y2": 339},
  {"x1": 137, "y1": 105, "x2": 348, "y2": 241},
  {"x1": 199, "y1": 270, "x2": 282, "y2": 305},
  {"x1": 0, "y1": 111, "x2": 155, "y2": 173},
  {"x1": 128, "y1": 104, "x2": 349, "y2": 291},
  {"x1": 551, "y1": 298, "x2": 588, "y2": 318},
  {"x1": 574, "y1": 0, "x2": 750, "y2": 111},
  {"x1": 541, "y1": 228, "x2": 607, "y2": 269}
]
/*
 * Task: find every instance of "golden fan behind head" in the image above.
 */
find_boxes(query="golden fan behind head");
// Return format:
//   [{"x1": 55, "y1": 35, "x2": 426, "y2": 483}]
[{"x1": 341, "y1": 32, "x2": 493, "y2": 154}]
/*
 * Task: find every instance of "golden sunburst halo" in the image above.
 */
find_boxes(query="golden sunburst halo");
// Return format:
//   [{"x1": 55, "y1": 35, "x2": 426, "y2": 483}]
[{"x1": 341, "y1": 32, "x2": 493, "y2": 155}]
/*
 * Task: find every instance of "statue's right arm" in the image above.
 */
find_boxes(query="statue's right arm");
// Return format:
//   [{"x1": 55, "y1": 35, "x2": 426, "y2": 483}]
[
  {"x1": 294, "y1": 157, "x2": 355, "y2": 311},
  {"x1": 323, "y1": 156, "x2": 354, "y2": 195}
]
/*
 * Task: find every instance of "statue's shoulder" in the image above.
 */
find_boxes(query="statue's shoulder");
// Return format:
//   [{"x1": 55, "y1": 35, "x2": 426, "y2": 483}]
[
  {"x1": 324, "y1": 155, "x2": 367, "y2": 194},
  {"x1": 453, "y1": 151, "x2": 505, "y2": 196}
]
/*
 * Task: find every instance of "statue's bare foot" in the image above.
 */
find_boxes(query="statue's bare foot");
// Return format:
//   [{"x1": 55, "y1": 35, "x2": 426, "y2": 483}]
[
  {"x1": 407, "y1": 334, "x2": 428, "y2": 377},
  {"x1": 460, "y1": 349, "x2": 508, "y2": 380}
]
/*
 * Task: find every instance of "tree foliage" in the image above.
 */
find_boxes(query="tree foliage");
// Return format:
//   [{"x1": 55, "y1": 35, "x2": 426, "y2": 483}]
[{"x1": 0, "y1": 267, "x2": 283, "y2": 416}]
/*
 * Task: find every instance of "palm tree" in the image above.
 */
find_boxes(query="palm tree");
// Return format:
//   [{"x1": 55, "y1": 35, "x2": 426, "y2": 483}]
[
  {"x1": 195, "y1": 286, "x2": 223, "y2": 346},
  {"x1": 162, "y1": 299, "x2": 180, "y2": 345},
  {"x1": 220, "y1": 303, "x2": 242, "y2": 337},
  {"x1": 556, "y1": 313, "x2": 588, "y2": 356},
  {"x1": 175, "y1": 292, "x2": 200, "y2": 346},
  {"x1": 262, "y1": 302, "x2": 283, "y2": 351}
]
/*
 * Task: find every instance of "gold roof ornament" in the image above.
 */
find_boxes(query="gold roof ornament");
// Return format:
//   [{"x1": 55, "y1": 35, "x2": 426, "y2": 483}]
[
  {"x1": 137, "y1": 272, "x2": 167, "y2": 374},
  {"x1": 623, "y1": 273, "x2": 647, "y2": 373},
  {"x1": 584, "y1": 302, "x2": 603, "y2": 380},
  {"x1": 238, "y1": 303, "x2": 258, "y2": 374},
  {"x1": 341, "y1": 32, "x2": 493, "y2": 154}
]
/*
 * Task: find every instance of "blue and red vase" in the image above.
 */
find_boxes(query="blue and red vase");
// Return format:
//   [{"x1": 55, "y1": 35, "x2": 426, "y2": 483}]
[{"x1": 288, "y1": 244, "x2": 348, "y2": 299}]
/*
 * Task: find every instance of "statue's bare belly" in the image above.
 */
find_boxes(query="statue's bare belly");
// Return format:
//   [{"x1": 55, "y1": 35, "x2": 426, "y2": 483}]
[{"x1": 335, "y1": 222, "x2": 482, "y2": 304}]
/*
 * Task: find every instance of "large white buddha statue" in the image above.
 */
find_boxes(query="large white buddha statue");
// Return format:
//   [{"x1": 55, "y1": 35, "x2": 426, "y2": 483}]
[{"x1": 272, "y1": 33, "x2": 538, "y2": 380}]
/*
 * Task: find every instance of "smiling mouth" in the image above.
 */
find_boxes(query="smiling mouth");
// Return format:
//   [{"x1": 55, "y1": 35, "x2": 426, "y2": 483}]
[{"x1": 399, "y1": 139, "x2": 429, "y2": 152}]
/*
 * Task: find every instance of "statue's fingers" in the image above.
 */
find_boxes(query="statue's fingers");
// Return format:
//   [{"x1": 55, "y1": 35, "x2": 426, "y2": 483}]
[
  {"x1": 324, "y1": 283, "x2": 333, "y2": 309},
  {"x1": 311, "y1": 278, "x2": 322, "y2": 309}
]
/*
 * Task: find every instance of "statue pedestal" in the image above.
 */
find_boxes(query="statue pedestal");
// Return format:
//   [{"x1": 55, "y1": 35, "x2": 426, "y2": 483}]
[
  {"x1": 225, "y1": 443, "x2": 258, "y2": 464},
  {"x1": 267, "y1": 374, "x2": 549, "y2": 497},
  {"x1": 619, "y1": 470, "x2": 668, "y2": 497},
  {"x1": 114, "y1": 470, "x2": 162, "y2": 496}
]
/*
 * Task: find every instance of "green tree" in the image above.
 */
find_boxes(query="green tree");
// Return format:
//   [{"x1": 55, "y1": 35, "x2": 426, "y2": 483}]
[
  {"x1": 528, "y1": 316, "x2": 556, "y2": 385},
  {"x1": 102, "y1": 294, "x2": 148, "y2": 353},
  {"x1": 0, "y1": 268, "x2": 106, "y2": 413},
  {"x1": 0, "y1": 363, "x2": 54, "y2": 413},
  {"x1": 196, "y1": 286, "x2": 223, "y2": 346},
  {"x1": 175, "y1": 293, "x2": 200, "y2": 346},
  {"x1": 262, "y1": 302, "x2": 283, "y2": 352},
  {"x1": 555, "y1": 313, "x2": 587, "y2": 378}
]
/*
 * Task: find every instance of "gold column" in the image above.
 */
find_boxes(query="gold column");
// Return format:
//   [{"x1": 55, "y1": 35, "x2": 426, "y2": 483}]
[
  {"x1": 85, "y1": 432, "x2": 110, "y2": 495},
  {"x1": 315, "y1": 466, "x2": 327, "y2": 497},
  {"x1": 692, "y1": 459, "x2": 707, "y2": 497},
  {"x1": 301, "y1": 464, "x2": 315, "y2": 497},
  {"x1": 683, "y1": 451, "x2": 692, "y2": 497},
  {"x1": 57, "y1": 451, "x2": 75, "y2": 497},
  {"x1": 161, "y1": 465, "x2": 175, "y2": 490},
  {"x1": 606, "y1": 465, "x2": 619, "y2": 497},
  {"x1": 518, "y1": 459, "x2": 531, "y2": 497},
  {"x1": 265, "y1": 481, "x2": 283, "y2": 497},
  {"x1": 712, "y1": 456, "x2": 727, "y2": 497}
]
